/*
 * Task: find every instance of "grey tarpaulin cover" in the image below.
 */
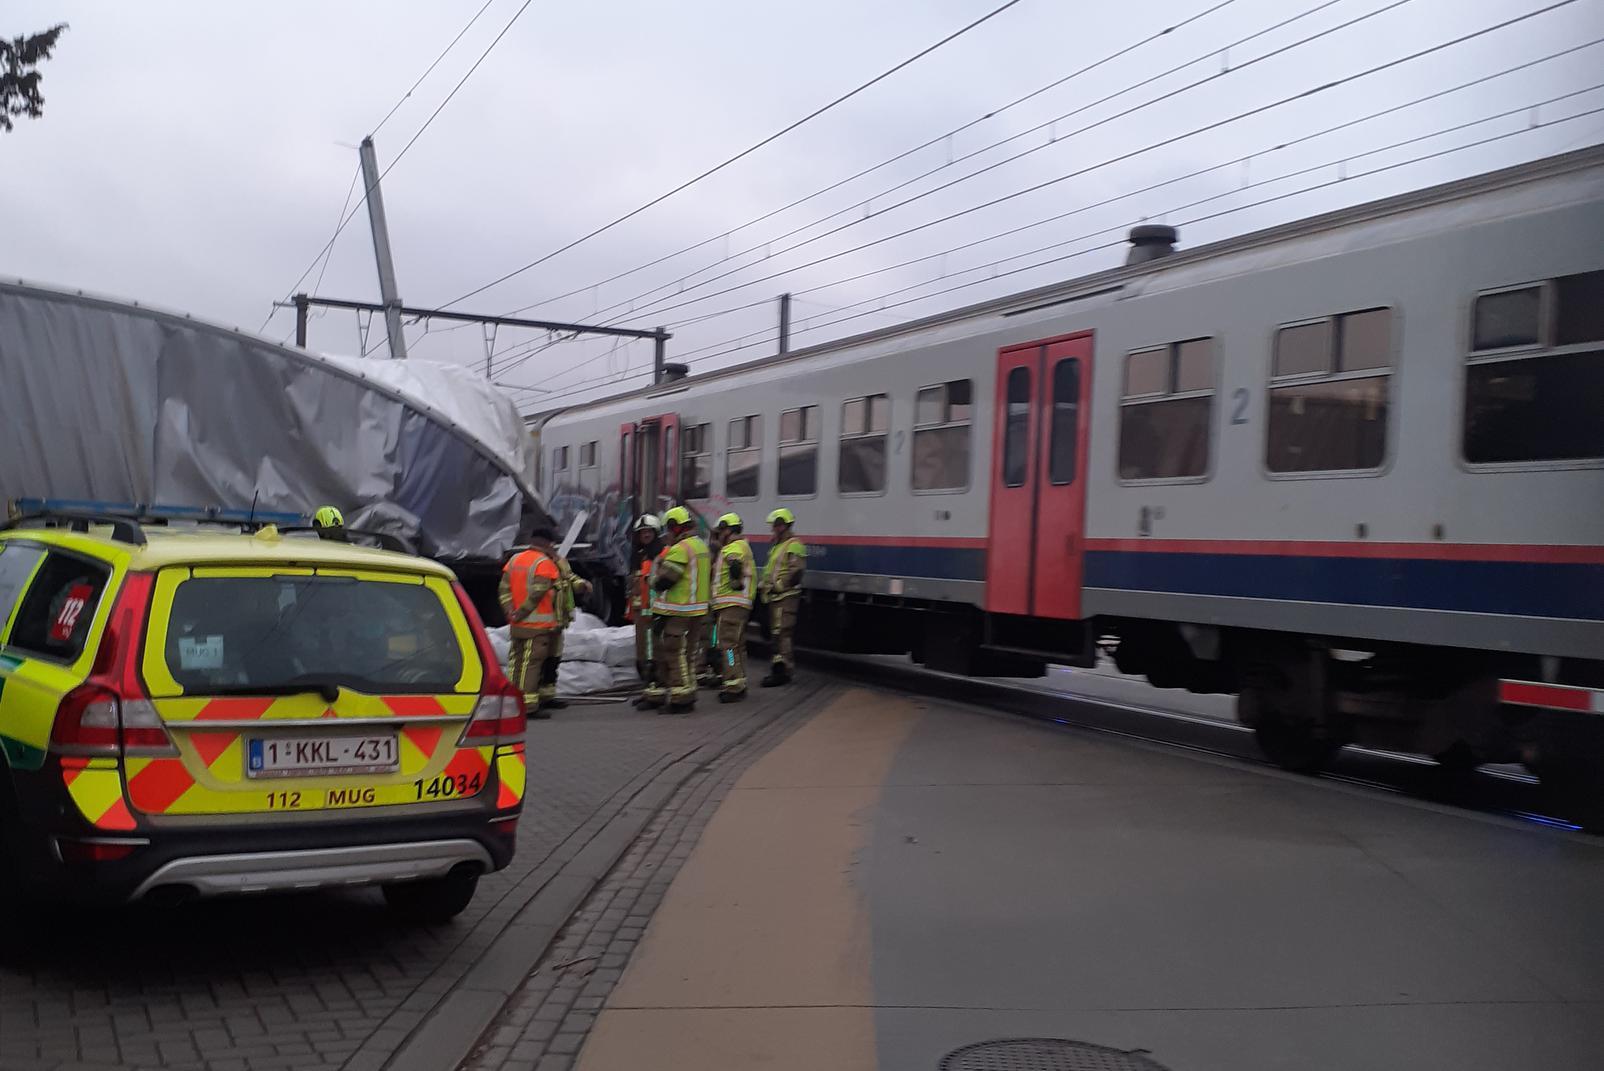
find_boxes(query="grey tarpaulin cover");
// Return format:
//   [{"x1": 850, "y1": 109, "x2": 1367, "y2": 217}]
[{"x1": 0, "y1": 279, "x2": 547, "y2": 560}]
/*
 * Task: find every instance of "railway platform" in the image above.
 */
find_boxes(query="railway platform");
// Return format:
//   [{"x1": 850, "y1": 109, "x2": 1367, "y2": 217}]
[{"x1": 479, "y1": 680, "x2": 1604, "y2": 1071}]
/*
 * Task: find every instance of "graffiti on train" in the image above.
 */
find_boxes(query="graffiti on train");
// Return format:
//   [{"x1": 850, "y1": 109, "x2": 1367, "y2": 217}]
[{"x1": 545, "y1": 484, "x2": 735, "y2": 574}]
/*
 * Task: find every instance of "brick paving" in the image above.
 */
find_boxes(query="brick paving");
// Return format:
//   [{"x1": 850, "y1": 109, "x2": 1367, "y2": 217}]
[
  {"x1": 0, "y1": 687, "x2": 813, "y2": 1071},
  {"x1": 460, "y1": 683, "x2": 823, "y2": 1071}
]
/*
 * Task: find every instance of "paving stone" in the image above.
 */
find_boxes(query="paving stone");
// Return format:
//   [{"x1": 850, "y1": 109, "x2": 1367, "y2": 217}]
[{"x1": 0, "y1": 693, "x2": 812, "y2": 1070}]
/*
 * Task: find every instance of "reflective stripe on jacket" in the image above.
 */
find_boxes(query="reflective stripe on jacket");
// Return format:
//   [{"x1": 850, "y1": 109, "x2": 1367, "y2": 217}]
[
  {"x1": 654, "y1": 535, "x2": 711, "y2": 617},
  {"x1": 713, "y1": 538, "x2": 755, "y2": 610},
  {"x1": 500, "y1": 548, "x2": 561, "y2": 633},
  {"x1": 760, "y1": 536, "x2": 807, "y2": 602},
  {"x1": 629, "y1": 557, "x2": 653, "y2": 620}
]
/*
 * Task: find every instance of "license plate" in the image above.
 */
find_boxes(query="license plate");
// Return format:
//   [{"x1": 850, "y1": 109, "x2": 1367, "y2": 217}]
[{"x1": 247, "y1": 733, "x2": 399, "y2": 778}]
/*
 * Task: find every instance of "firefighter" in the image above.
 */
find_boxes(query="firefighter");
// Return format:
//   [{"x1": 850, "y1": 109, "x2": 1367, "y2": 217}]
[
  {"x1": 498, "y1": 527, "x2": 562, "y2": 718},
  {"x1": 546, "y1": 540, "x2": 592, "y2": 711},
  {"x1": 645, "y1": 506, "x2": 710, "y2": 713},
  {"x1": 698, "y1": 520, "x2": 727, "y2": 688},
  {"x1": 312, "y1": 506, "x2": 347, "y2": 542},
  {"x1": 711, "y1": 512, "x2": 754, "y2": 703},
  {"x1": 628, "y1": 515, "x2": 663, "y2": 684},
  {"x1": 759, "y1": 508, "x2": 807, "y2": 687}
]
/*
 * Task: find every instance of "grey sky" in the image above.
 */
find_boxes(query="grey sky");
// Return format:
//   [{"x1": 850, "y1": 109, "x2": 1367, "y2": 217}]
[{"x1": 4, "y1": 0, "x2": 1601, "y2": 414}]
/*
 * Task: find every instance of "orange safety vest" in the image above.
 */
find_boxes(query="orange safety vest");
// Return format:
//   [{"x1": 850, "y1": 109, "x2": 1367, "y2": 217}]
[
  {"x1": 631, "y1": 558, "x2": 653, "y2": 620},
  {"x1": 505, "y1": 548, "x2": 561, "y2": 635}
]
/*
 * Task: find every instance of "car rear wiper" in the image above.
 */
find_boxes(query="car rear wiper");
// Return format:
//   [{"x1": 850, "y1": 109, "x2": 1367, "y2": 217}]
[{"x1": 202, "y1": 679, "x2": 345, "y2": 702}]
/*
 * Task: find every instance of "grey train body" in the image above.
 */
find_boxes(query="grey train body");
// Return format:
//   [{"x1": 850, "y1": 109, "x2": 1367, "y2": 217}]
[{"x1": 537, "y1": 148, "x2": 1604, "y2": 803}]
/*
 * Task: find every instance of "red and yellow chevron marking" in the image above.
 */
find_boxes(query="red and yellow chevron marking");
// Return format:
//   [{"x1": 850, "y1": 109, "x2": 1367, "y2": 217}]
[
  {"x1": 495, "y1": 743, "x2": 526, "y2": 810},
  {"x1": 62, "y1": 759, "x2": 136, "y2": 831},
  {"x1": 150, "y1": 693, "x2": 473, "y2": 723}
]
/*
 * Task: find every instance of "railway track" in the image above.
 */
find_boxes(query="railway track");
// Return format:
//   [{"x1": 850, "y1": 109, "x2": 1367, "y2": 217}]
[{"x1": 789, "y1": 645, "x2": 1589, "y2": 834}]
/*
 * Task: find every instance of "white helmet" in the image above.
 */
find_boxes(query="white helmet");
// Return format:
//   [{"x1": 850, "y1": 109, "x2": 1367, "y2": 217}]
[{"x1": 633, "y1": 513, "x2": 663, "y2": 534}]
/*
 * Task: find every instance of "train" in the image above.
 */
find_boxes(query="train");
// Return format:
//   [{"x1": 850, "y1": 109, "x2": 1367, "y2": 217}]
[{"x1": 533, "y1": 146, "x2": 1604, "y2": 823}]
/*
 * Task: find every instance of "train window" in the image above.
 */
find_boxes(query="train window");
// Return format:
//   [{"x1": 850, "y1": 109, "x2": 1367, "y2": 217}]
[
  {"x1": 1465, "y1": 272, "x2": 1604, "y2": 464},
  {"x1": 839, "y1": 394, "x2": 888, "y2": 495},
  {"x1": 1118, "y1": 339, "x2": 1213, "y2": 481},
  {"x1": 552, "y1": 445, "x2": 570, "y2": 480},
  {"x1": 999, "y1": 371, "x2": 1029, "y2": 488},
  {"x1": 1267, "y1": 312, "x2": 1390, "y2": 474},
  {"x1": 579, "y1": 441, "x2": 597, "y2": 468},
  {"x1": 680, "y1": 423, "x2": 711, "y2": 500},
  {"x1": 1556, "y1": 270, "x2": 1604, "y2": 346},
  {"x1": 1472, "y1": 286, "x2": 1541, "y2": 351},
  {"x1": 778, "y1": 405, "x2": 818, "y2": 497},
  {"x1": 914, "y1": 379, "x2": 973, "y2": 492},
  {"x1": 1273, "y1": 321, "x2": 1331, "y2": 377},
  {"x1": 725, "y1": 415, "x2": 761, "y2": 500},
  {"x1": 1047, "y1": 359, "x2": 1080, "y2": 485}
]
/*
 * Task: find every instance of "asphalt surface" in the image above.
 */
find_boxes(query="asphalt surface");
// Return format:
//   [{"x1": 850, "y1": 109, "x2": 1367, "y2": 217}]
[{"x1": 0, "y1": 689, "x2": 800, "y2": 1071}]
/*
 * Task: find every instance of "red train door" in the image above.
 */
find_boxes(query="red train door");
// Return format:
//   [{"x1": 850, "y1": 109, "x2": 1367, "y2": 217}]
[{"x1": 985, "y1": 333, "x2": 1093, "y2": 620}]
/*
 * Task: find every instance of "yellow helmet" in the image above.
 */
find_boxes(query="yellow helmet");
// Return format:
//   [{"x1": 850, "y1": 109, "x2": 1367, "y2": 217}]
[
  {"x1": 766, "y1": 508, "x2": 795, "y2": 526},
  {"x1": 313, "y1": 506, "x2": 344, "y2": 529},
  {"x1": 662, "y1": 505, "x2": 693, "y2": 528},
  {"x1": 716, "y1": 512, "x2": 742, "y2": 531}
]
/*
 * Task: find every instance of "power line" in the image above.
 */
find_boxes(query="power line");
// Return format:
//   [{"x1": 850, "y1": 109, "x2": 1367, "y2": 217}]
[
  {"x1": 685, "y1": 96, "x2": 1604, "y2": 369},
  {"x1": 439, "y1": 0, "x2": 1030, "y2": 311},
  {"x1": 480, "y1": 0, "x2": 1245, "y2": 324},
  {"x1": 262, "y1": 0, "x2": 540, "y2": 328},
  {"x1": 370, "y1": 0, "x2": 500, "y2": 137},
  {"x1": 522, "y1": 97, "x2": 1601, "y2": 411},
  {"x1": 654, "y1": 36, "x2": 1604, "y2": 336},
  {"x1": 584, "y1": 0, "x2": 1355, "y2": 328},
  {"x1": 588, "y1": 0, "x2": 1579, "y2": 330},
  {"x1": 505, "y1": 46, "x2": 1599, "y2": 392}
]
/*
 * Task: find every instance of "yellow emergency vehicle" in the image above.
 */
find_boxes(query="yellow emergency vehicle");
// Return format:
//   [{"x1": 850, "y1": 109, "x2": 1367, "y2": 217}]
[{"x1": 0, "y1": 508, "x2": 526, "y2": 921}]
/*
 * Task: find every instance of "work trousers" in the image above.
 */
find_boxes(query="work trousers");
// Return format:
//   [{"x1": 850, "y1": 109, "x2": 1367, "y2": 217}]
[
  {"x1": 634, "y1": 615, "x2": 652, "y2": 682},
  {"x1": 652, "y1": 615, "x2": 697, "y2": 707},
  {"x1": 509, "y1": 631, "x2": 559, "y2": 714},
  {"x1": 768, "y1": 597, "x2": 799, "y2": 668},
  {"x1": 715, "y1": 606, "x2": 749, "y2": 695}
]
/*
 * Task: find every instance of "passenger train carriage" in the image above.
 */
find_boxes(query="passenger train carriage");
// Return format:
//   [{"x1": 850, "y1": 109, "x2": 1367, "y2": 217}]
[{"x1": 536, "y1": 147, "x2": 1604, "y2": 821}]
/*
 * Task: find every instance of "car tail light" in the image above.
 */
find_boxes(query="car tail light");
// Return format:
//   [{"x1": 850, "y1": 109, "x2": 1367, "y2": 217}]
[
  {"x1": 50, "y1": 572, "x2": 174, "y2": 757},
  {"x1": 55, "y1": 837, "x2": 147, "y2": 863},
  {"x1": 451, "y1": 582, "x2": 528, "y2": 745}
]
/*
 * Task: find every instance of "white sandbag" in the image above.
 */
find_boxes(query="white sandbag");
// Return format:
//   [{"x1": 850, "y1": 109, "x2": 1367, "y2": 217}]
[
  {"x1": 486, "y1": 625, "x2": 511, "y2": 669},
  {"x1": 610, "y1": 663, "x2": 642, "y2": 688},
  {"x1": 556, "y1": 659, "x2": 614, "y2": 696},
  {"x1": 599, "y1": 625, "x2": 638, "y2": 667},
  {"x1": 569, "y1": 611, "x2": 607, "y2": 633},
  {"x1": 560, "y1": 628, "x2": 608, "y2": 664}
]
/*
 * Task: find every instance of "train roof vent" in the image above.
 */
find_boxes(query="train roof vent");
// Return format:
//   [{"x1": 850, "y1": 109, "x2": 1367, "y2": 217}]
[
  {"x1": 1126, "y1": 224, "x2": 1178, "y2": 266},
  {"x1": 656, "y1": 362, "x2": 689, "y2": 384}
]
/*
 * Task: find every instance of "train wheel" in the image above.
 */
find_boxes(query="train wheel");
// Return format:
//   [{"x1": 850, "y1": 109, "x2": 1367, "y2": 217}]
[
  {"x1": 1530, "y1": 714, "x2": 1604, "y2": 833},
  {"x1": 1253, "y1": 717, "x2": 1338, "y2": 774}
]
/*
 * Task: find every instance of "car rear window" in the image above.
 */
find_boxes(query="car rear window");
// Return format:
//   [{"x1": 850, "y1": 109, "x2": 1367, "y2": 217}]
[{"x1": 161, "y1": 575, "x2": 466, "y2": 694}]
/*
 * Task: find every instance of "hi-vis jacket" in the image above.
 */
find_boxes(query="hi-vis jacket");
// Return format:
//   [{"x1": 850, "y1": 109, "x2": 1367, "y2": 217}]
[
  {"x1": 499, "y1": 548, "x2": 561, "y2": 635},
  {"x1": 759, "y1": 536, "x2": 806, "y2": 602},
  {"x1": 653, "y1": 536, "x2": 711, "y2": 617},
  {"x1": 713, "y1": 538, "x2": 755, "y2": 611}
]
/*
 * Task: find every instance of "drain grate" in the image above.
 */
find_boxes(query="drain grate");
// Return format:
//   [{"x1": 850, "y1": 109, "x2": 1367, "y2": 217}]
[{"x1": 939, "y1": 1038, "x2": 1172, "y2": 1071}]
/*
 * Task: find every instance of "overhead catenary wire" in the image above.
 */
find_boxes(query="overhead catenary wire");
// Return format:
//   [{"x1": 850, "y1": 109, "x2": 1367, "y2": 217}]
[
  {"x1": 369, "y1": 0, "x2": 501, "y2": 138},
  {"x1": 580, "y1": 0, "x2": 1581, "y2": 332},
  {"x1": 473, "y1": 0, "x2": 1247, "y2": 326},
  {"x1": 648, "y1": 37, "x2": 1604, "y2": 337},
  {"x1": 500, "y1": 51, "x2": 1601, "y2": 394},
  {"x1": 438, "y1": 0, "x2": 1030, "y2": 311},
  {"x1": 261, "y1": 0, "x2": 541, "y2": 330},
  {"x1": 579, "y1": 0, "x2": 1362, "y2": 330},
  {"x1": 671, "y1": 96, "x2": 1604, "y2": 372}
]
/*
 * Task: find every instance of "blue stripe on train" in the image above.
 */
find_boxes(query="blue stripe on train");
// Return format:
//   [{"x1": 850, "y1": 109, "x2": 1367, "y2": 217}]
[
  {"x1": 1082, "y1": 550, "x2": 1604, "y2": 622},
  {"x1": 757, "y1": 542, "x2": 986, "y2": 582},
  {"x1": 762, "y1": 539, "x2": 1604, "y2": 622}
]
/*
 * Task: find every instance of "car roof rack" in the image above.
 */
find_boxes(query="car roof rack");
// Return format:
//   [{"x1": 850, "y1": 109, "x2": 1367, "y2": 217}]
[
  {"x1": 1, "y1": 508, "x2": 149, "y2": 547},
  {"x1": 273, "y1": 526, "x2": 414, "y2": 555}
]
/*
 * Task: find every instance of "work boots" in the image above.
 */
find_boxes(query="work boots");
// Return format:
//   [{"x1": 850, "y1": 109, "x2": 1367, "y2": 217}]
[{"x1": 760, "y1": 663, "x2": 792, "y2": 688}]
